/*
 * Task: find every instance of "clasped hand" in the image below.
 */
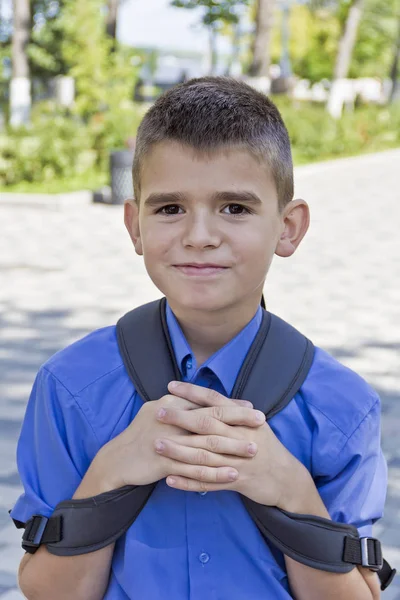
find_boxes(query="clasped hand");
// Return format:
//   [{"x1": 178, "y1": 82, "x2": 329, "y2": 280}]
[{"x1": 154, "y1": 381, "x2": 304, "y2": 508}]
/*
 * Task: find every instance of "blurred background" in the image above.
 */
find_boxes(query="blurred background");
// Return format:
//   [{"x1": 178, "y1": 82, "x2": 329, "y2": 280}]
[
  {"x1": 0, "y1": 0, "x2": 399, "y2": 193},
  {"x1": 0, "y1": 1, "x2": 400, "y2": 599}
]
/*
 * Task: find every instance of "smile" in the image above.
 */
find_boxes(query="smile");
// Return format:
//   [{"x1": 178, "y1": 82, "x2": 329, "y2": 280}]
[{"x1": 173, "y1": 265, "x2": 229, "y2": 277}]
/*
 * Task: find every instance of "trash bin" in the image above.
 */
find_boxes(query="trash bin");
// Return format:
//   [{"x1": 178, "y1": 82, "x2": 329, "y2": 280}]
[{"x1": 110, "y1": 150, "x2": 134, "y2": 205}]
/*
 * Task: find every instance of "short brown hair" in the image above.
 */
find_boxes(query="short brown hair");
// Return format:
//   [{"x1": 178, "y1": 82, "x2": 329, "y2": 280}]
[{"x1": 132, "y1": 77, "x2": 293, "y2": 210}]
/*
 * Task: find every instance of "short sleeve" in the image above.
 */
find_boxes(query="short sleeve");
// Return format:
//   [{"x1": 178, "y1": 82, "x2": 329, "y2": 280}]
[
  {"x1": 315, "y1": 398, "x2": 387, "y2": 538},
  {"x1": 9, "y1": 367, "x2": 101, "y2": 525}
]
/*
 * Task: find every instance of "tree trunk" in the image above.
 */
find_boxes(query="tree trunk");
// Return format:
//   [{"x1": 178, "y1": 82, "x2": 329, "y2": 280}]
[
  {"x1": 106, "y1": 0, "x2": 119, "y2": 40},
  {"x1": 225, "y1": 23, "x2": 241, "y2": 76},
  {"x1": 248, "y1": 0, "x2": 275, "y2": 77},
  {"x1": 389, "y1": 13, "x2": 400, "y2": 103},
  {"x1": 208, "y1": 25, "x2": 218, "y2": 75},
  {"x1": 334, "y1": 0, "x2": 365, "y2": 80},
  {"x1": 12, "y1": 0, "x2": 30, "y2": 78},
  {"x1": 10, "y1": 0, "x2": 31, "y2": 126}
]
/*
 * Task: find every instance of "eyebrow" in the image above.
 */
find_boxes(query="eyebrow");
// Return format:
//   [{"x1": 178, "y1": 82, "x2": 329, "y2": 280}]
[
  {"x1": 144, "y1": 192, "x2": 186, "y2": 207},
  {"x1": 213, "y1": 191, "x2": 262, "y2": 205},
  {"x1": 144, "y1": 190, "x2": 262, "y2": 207}
]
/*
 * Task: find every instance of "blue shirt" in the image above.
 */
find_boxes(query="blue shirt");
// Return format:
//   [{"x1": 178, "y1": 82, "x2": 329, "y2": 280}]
[{"x1": 10, "y1": 302, "x2": 387, "y2": 599}]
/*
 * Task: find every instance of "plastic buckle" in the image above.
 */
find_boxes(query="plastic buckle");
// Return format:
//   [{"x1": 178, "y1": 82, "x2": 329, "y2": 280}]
[
  {"x1": 360, "y1": 537, "x2": 383, "y2": 571},
  {"x1": 22, "y1": 515, "x2": 49, "y2": 550}
]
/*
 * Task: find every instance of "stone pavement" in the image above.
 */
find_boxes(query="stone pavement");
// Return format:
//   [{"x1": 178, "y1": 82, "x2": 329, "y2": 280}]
[{"x1": 0, "y1": 148, "x2": 399, "y2": 599}]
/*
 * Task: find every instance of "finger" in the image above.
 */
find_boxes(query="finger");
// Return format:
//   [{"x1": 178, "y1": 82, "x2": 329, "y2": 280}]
[
  {"x1": 157, "y1": 394, "x2": 208, "y2": 411},
  {"x1": 165, "y1": 475, "x2": 235, "y2": 493},
  {"x1": 157, "y1": 405, "x2": 265, "y2": 433},
  {"x1": 168, "y1": 381, "x2": 253, "y2": 409},
  {"x1": 156, "y1": 407, "x2": 228, "y2": 436},
  {"x1": 155, "y1": 438, "x2": 242, "y2": 467},
  {"x1": 167, "y1": 461, "x2": 239, "y2": 485},
  {"x1": 167, "y1": 434, "x2": 258, "y2": 458}
]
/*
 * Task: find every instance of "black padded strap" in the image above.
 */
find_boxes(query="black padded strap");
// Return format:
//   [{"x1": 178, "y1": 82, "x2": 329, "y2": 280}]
[
  {"x1": 231, "y1": 312, "x2": 315, "y2": 417},
  {"x1": 18, "y1": 485, "x2": 156, "y2": 556},
  {"x1": 244, "y1": 501, "x2": 362, "y2": 573},
  {"x1": 116, "y1": 298, "x2": 181, "y2": 403},
  {"x1": 47, "y1": 484, "x2": 155, "y2": 556}
]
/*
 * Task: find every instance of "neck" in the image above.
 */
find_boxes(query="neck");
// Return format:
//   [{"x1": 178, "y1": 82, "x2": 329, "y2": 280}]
[{"x1": 168, "y1": 297, "x2": 261, "y2": 365}]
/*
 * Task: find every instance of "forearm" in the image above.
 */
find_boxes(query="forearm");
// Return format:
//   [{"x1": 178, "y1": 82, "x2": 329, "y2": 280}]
[
  {"x1": 18, "y1": 470, "x2": 115, "y2": 600},
  {"x1": 279, "y1": 469, "x2": 377, "y2": 600}
]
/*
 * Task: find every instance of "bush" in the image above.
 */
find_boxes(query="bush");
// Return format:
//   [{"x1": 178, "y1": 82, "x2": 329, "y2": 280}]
[
  {"x1": 1, "y1": 97, "x2": 399, "y2": 191},
  {"x1": 273, "y1": 97, "x2": 400, "y2": 164},
  {"x1": 0, "y1": 100, "x2": 145, "y2": 187}
]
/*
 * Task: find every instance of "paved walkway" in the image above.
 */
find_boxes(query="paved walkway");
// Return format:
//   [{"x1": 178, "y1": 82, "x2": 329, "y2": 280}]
[{"x1": 0, "y1": 149, "x2": 399, "y2": 599}]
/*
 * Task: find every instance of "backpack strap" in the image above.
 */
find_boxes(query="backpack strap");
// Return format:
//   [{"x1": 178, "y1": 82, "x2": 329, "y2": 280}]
[
  {"x1": 13, "y1": 298, "x2": 396, "y2": 591},
  {"x1": 116, "y1": 297, "x2": 181, "y2": 402},
  {"x1": 231, "y1": 310, "x2": 314, "y2": 417}
]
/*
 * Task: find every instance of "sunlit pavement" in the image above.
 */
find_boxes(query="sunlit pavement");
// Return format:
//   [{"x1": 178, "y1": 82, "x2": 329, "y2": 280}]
[{"x1": 1, "y1": 149, "x2": 399, "y2": 598}]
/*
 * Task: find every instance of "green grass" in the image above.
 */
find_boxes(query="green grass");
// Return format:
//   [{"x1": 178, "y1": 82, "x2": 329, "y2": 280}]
[
  {"x1": 292, "y1": 140, "x2": 400, "y2": 166},
  {"x1": 0, "y1": 171, "x2": 108, "y2": 194}
]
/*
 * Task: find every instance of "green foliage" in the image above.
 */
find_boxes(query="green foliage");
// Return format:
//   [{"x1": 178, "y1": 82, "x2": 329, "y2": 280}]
[
  {"x1": 1, "y1": 97, "x2": 399, "y2": 191},
  {"x1": 60, "y1": 0, "x2": 111, "y2": 119},
  {"x1": 28, "y1": 0, "x2": 69, "y2": 79},
  {"x1": 270, "y1": 0, "x2": 399, "y2": 83},
  {"x1": 0, "y1": 99, "x2": 145, "y2": 187},
  {"x1": 171, "y1": 0, "x2": 249, "y2": 28},
  {"x1": 273, "y1": 96, "x2": 400, "y2": 163},
  {"x1": 0, "y1": 108, "x2": 96, "y2": 185},
  {"x1": 272, "y1": 6, "x2": 340, "y2": 82},
  {"x1": 350, "y1": 0, "x2": 399, "y2": 78}
]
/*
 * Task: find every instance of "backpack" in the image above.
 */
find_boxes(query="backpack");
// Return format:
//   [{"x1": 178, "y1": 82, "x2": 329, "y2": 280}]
[{"x1": 13, "y1": 298, "x2": 396, "y2": 591}]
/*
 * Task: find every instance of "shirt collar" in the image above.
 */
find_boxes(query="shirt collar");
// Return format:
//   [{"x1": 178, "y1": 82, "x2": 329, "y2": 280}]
[{"x1": 165, "y1": 300, "x2": 263, "y2": 397}]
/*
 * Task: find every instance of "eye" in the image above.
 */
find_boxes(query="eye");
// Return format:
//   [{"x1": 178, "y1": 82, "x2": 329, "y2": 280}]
[
  {"x1": 156, "y1": 204, "x2": 183, "y2": 215},
  {"x1": 222, "y1": 204, "x2": 252, "y2": 216}
]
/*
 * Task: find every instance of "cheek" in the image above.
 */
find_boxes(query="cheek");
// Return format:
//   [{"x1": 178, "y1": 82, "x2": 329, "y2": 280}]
[
  {"x1": 141, "y1": 225, "x2": 171, "y2": 257},
  {"x1": 235, "y1": 227, "x2": 277, "y2": 265}
]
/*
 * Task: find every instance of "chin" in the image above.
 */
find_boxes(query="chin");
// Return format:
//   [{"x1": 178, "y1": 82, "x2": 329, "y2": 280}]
[{"x1": 165, "y1": 289, "x2": 232, "y2": 313}]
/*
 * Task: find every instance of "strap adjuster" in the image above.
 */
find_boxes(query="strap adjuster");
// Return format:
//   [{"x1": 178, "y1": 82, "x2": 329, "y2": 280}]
[
  {"x1": 22, "y1": 515, "x2": 49, "y2": 551},
  {"x1": 360, "y1": 537, "x2": 383, "y2": 571}
]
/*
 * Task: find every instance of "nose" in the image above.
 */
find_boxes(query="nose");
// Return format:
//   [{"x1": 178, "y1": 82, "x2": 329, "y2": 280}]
[{"x1": 181, "y1": 210, "x2": 221, "y2": 249}]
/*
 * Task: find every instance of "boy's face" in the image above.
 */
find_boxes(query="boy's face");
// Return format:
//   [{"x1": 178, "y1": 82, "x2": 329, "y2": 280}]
[{"x1": 125, "y1": 141, "x2": 309, "y2": 318}]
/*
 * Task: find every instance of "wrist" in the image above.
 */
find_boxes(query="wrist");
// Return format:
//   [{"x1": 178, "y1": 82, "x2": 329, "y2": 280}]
[
  {"x1": 278, "y1": 464, "x2": 330, "y2": 518},
  {"x1": 73, "y1": 447, "x2": 121, "y2": 499}
]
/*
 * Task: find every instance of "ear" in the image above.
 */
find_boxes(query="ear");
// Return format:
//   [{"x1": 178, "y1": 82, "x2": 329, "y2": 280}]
[
  {"x1": 124, "y1": 198, "x2": 143, "y2": 256},
  {"x1": 275, "y1": 199, "x2": 310, "y2": 258}
]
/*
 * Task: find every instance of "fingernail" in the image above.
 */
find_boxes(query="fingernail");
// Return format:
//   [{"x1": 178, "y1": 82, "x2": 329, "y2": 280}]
[
  {"x1": 169, "y1": 381, "x2": 180, "y2": 389},
  {"x1": 157, "y1": 408, "x2": 167, "y2": 419},
  {"x1": 255, "y1": 411, "x2": 265, "y2": 422},
  {"x1": 228, "y1": 470, "x2": 238, "y2": 481},
  {"x1": 155, "y1": 440, "x2": 165, "y2": 452},
  {"x1": 167, "y1": 477, "x2": 176, "y2": 485},
  {"x1": 248, "y1": 443, "x2": 257, "y2": 455}
]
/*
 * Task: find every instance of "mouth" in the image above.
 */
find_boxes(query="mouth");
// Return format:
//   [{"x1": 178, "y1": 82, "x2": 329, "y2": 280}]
[{"x1": 173, "y1": 263, "x2": 229, "y2": 276}]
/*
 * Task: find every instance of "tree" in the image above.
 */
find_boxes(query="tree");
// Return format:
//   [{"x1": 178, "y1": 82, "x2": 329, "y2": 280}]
[
  {"x1": 334, "y1": 0, "x2": 365, "y2": 79},
  {"x1": 248, "y1": 0, "x2": 275, "y2": 77},
  {"x1": 12, "y1": 0, "x2": 30, "y2": 78},
  {"x1": 106, "y1": 0, "x2": 123, "y2": 54},
  {"x1": 171, "y1": 0, "x2": 249, "y2": 74},
  {"x1": 28, "y1": 0, "x2": 69, "y2": 81},
  {"x1": 10, "y1": 0, "x2": 31, "y2": 125},
  {"x1": 389, "y1": 11, "x2": 400, "y2": 102}
]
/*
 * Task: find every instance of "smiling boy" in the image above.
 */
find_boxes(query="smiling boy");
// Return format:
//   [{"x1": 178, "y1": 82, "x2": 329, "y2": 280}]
[{"x1": 13, "y1": 77, "x2": 386, "y2": 599}]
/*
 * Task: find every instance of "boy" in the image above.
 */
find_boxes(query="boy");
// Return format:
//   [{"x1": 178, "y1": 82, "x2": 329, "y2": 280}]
[{"x1": 12, "y1": 77, "x2": 386, "y2": 599}]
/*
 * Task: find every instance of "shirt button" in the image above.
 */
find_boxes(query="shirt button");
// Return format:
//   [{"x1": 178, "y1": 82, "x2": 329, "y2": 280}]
[
  {"x1": 198, "y1": 491, "x2": 207, "y2": 496},
  {"x1": 186, "y1": 358, "x2": 192, "y2": 370},
  {"x1": 199, "y1": 552, "x2": 210, "y2": 564}
]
